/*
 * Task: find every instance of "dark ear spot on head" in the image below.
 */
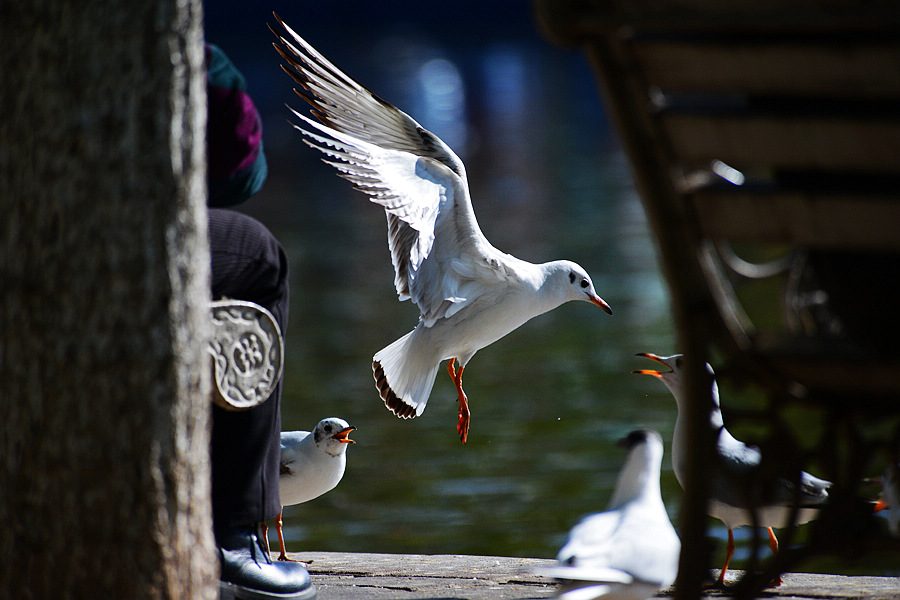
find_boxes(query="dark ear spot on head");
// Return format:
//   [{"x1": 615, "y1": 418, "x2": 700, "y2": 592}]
[
  {"x1": 569, "y1": 272, "x2": 576, "y2": 284},
  {"x1": 621, "y1": 429, "x2": 648, "y2": 449}
]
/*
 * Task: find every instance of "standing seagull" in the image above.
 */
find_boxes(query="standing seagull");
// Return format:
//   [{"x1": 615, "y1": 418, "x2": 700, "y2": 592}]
[
  {"x1": 535, "y1": 430, "x2": 680, "y2": 600},
  {"x1": 264, "y1": 418, "x2": 356, "y2": 561},
  {"x1": 270, "y1": 15, "x2": 612, "y2": 444},
  {"x1": 633, "y1": 353, "x2": 831, "y2": 587}
]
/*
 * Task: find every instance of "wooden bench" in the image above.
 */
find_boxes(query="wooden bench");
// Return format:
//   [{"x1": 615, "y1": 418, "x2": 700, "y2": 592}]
[{"x1": 534, "y1": 1, "x2": 900, "y2": 595}]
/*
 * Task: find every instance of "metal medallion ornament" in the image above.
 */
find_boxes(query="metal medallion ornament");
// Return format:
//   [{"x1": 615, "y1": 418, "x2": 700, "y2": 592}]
[{"x1": 209, "y1": 299, "x2": 284, "y2": 411}]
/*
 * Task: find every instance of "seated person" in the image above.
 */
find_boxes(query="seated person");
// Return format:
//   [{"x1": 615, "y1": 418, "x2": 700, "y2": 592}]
[{"x1": 206, "y1": 43, "x2": 315, "y2": 600}]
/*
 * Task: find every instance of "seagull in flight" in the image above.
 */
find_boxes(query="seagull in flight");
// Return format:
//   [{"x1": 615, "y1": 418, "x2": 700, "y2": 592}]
[
  {"x1": 270, "y1": 14, "x2": 612, "y2": 443},
  {"x1": 633, "y1": 353, "x2": 831, "y2": 587},
  {"x1": 535, "y1": 429, "x2": 680, "y2": 600},
  {"x1": 263, "y1": 418, "x2": 356, "y2": 561}
]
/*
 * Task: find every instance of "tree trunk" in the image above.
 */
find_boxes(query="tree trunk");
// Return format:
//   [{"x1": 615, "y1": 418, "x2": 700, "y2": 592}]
[{"x1": 0, "y1": 2, "x2": 216, "y2": 598}]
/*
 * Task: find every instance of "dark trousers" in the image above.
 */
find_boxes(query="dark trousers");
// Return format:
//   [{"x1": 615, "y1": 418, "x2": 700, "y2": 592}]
[{"x1": 209, "y1": 208, "x2": 288, "y2": 540}]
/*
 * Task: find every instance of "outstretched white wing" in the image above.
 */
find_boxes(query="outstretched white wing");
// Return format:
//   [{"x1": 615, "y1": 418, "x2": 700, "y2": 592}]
[{"x1": 272, "y1": 15, "x2": 508, "y2": 326}]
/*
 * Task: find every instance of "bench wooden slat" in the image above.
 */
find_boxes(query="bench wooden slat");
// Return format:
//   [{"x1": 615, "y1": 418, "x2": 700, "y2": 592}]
[
  {"x1": 632, "y1": 41, "x2": 900, "y2": 97},
  {"x1": 661, "y1": 114, "x2": 900, "y2": 172},
  {"x1": 688, "y1": 191, "x2": 900, "y2": 251}
]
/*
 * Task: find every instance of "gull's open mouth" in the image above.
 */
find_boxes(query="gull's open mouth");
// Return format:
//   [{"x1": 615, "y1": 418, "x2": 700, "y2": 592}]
[
  {"x1": 332, "y1": 426, "x2": 357, "y2": 444},
  {"x1": 631, "y1": 352, "x2": 674, "y2": 377}
]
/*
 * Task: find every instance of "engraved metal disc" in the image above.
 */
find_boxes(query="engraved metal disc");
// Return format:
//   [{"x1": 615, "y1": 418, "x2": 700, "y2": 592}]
[{"x1": 208, "y1": 299, "x2": 284, "y2": 411}]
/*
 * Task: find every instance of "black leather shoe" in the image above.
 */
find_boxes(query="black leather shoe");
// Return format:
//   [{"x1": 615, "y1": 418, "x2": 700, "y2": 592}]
[{"x1": 218, "y1": 525, "x2": 316, "y2": 600}]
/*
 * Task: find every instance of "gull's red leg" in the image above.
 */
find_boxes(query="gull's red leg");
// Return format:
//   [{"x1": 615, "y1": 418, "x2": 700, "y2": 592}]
[
  {"x1": 767, "y1": 527, "x2": 783, "y2": 587},
  {"x1": 261, "y1": 521, "x2": 271, "y2": 555},
  {"x1": 276, "y1": 508, "x2": 298, "y2": 562},
  {"x1": 447, "y1": 359, "x2": 470, "y2": 444},
  {"x1": 766, "y1": 526, "x2": 779, "y2": 555},
  {"x1": 716, "y1": 528, "x2": 736, "y2": 587}
]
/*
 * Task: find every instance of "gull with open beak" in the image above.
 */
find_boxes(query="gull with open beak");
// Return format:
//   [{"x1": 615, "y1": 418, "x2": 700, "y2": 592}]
[
  {"x1": 263, "y1": 418, "x2": 356, "y2": 561},
  {"x1": 633, "y1": 353, "x2": 830, "y2": 587}
]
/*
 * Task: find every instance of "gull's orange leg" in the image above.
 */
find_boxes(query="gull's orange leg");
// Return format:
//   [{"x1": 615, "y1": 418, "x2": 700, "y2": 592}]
[
  {"x1": 447, "y1": 358, "x2": 470, "y2": 444},
  {"x1": 261, "y1": 521, "x2": 271, "y2": 555},
  {"x1": 766, "y1": 526, "x2": 779, "y2": 555},
  {"x1": 767, "y1": 527, "x2": 783, "y2": 587},
  {"x1": 276, "y1": 508, "x2": 298, "y2": 562},
  {"x1": 715, "y1": 528, "x2": 736, "y2": 587}
]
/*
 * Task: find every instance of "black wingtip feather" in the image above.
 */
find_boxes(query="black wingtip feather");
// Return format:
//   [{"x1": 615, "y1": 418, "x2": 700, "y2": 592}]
[{"x1": 373, "y1": 360, "x2": 416, "y2": 419}]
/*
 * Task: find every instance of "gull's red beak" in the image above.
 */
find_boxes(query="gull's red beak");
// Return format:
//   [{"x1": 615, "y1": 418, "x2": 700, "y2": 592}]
[
  {"x1": 631, "y1": 352, "x2": 673, "y2": 378},
  {"x1": 590, "y1": 294, "x2": 613, "y2": 315},
  {"x1": 332, "y1": 426, "x2": 356, "y2": 444}
]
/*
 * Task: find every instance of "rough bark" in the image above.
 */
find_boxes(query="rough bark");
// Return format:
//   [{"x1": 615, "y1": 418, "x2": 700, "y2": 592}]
[{"x1": 0, "y1": 1, "x2": 216, "y2": 598}]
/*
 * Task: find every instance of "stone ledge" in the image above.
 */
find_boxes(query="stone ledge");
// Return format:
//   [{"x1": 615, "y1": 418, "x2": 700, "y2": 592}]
[{"x1": 282, "y1": 551, "x2": 900, "y2": 600}]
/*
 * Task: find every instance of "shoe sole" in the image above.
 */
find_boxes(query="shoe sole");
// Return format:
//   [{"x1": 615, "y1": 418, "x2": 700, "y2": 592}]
[{"x1": 220, "y1": 580, "x2": 316, "y2": 600}]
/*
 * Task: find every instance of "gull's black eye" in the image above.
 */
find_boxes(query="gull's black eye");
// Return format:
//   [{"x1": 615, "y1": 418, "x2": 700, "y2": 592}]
[
  {"x1": 580, "y1": 279, "x2": 589, "y2": 289},
  {"x1": 324, "y1": 424, "x2": 333, "y2": 433},
  {"x1": 569, "y1": 272, "x2": 576, "y2": 284}
]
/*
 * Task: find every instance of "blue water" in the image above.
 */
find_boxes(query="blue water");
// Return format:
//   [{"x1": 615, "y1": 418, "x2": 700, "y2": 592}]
[{"x1": 206, "y1": 3, "x2": 897, "y2": 575}]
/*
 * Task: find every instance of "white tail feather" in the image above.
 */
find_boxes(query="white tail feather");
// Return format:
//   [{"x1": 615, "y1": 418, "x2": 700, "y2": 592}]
[{"x1": 372, "y1": 329, "x2": 439, "y2": 419}]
